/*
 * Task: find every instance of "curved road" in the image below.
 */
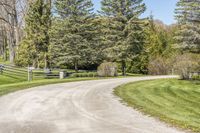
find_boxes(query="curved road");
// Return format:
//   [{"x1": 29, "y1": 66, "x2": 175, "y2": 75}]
[{"x1": 0, "y1": 76, "x2": 186, "y2": 133}]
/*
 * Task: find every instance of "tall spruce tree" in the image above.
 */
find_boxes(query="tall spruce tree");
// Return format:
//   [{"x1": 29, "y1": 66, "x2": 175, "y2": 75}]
[
  {"x1": 175, "y1": 0, "x2": 200, "y2": 52},
  {"x1": 50, "y1": 0, "x2": 95, "y2": 71},
  {"x1": 101, "y1": 0, "x2": 146, "y2": 18},
  {"x1": 16, "y1": 0, "x2": 52, "y2": 68},
  {"x1": 55, "y1": 0, "x2": 93, "y2": 19},
  {"x1": 100, "y1": 0, "x2": 146, "y2": 75}
]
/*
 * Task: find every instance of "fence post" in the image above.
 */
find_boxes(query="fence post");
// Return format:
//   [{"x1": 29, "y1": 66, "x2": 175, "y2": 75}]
[
  {"x1": 28, "y1": 65, "x2": 32, "y2": 81},
  {"x1": 59, "y1": 71, "x2": 65, "y2": 79},
  {"x1": 0, "y1": 65, "x2": 2, "y2": 74},
  {"x1": 28, "y1": 65, "x2": 30, "y2": 81}
]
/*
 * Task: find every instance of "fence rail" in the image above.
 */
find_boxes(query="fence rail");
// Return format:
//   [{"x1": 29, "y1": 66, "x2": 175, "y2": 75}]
[
  {"x1": 0, "y1": 65, "x2": 62, "y2": 81},
  {"x1": 0, "y1": 64, "x2": 95, "y2": 81},
  {"x1": 32, "y1": 70, "x2": 60, "y2": 79},
  {"x1": 0, "y1": 64, "x2": 28, "y2": 81}
]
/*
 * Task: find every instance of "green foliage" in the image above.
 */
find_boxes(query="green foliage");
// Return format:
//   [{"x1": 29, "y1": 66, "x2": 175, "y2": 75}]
[
  {"x1": 175, "y1": 0, "x2": 200, "y2": 52},
  {"x1": 0, "y1": 57, "x2": 10, "y2": 65},
  {"x1": 55, "y1": 0, "x2": 93, "y2": 19},
  {"x1": 50, "y1": 0, "x2": 104, "y2": 71},
  {"x1": 16, "y1": 39, "x2": 37, "y2": 66},
  {"x1": 127, "y1": 55, "x2": 148, "y2": 74},
  {"x1": 192, "y1": 75, "x2": 200, "y2": 80},
  {"x1": 16, "y1": 0, "x2": 51, "y2": 67},
  {"x1": 131, "y1": 15, "x2": 178, "y2": 75},
  {"x1": 100, "y1": 0, "x2": 147, "y2": 75},
  {"x1": 127, "y1": 16, "x2": 177, "y2": 74},
  {"x1": 70, "y1": 72, "x2": 98, "y2": 78},
  {"x1": 100, "y1": 0, "x2": 146, "y2": 18},
  {"x1": 145, "y1": 17, "x2": 176, "y2": 58},
  {"x1": 13, "y1": 0, "x2": 188, "y2": 75}
]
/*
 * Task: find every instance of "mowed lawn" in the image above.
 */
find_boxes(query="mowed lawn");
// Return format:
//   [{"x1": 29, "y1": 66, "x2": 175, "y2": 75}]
[
  {"x1": 0, "y1": 77, "x2": 101, "y2": 96},
  {"x1": 0, "y1": 75, "x2": 26, "y2": 85},
  {"x1": 115, "y1": 79, "x2": 200, "y2": 132}
]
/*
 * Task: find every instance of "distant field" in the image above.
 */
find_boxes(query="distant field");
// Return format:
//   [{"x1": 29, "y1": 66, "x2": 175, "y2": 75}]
[{"x1": 115, "y1": 79, "x2": 200, "y2": 132}]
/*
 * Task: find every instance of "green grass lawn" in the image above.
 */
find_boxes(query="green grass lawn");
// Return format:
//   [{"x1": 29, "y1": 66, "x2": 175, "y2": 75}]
[
  {"x1": 0, "y1": 75, "x2": 25, "y2": 85},
  {"x1": 115, "y1": 79, "x2": 200, "y2": 132},
  {"x1": 0, "y1": 77, "x2": 102, "y2": 96}
]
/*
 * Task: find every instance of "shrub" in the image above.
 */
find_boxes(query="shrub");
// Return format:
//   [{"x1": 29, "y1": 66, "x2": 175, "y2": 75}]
[
  {"x1": 97, "y1": 62, "x2": 118, "y2": 77},
  {"x1": 148, "y1": 56, "x2": 171, "y2": 75},
  {"x1": 173, "y1": 53, "x2": 200, "y2": 79},
  {"x1": 192, "y1": 75, "x2": 200, "y2": 80},
  {"x1": 70, "y1": 72, "x2": 98, "y2": 78}
]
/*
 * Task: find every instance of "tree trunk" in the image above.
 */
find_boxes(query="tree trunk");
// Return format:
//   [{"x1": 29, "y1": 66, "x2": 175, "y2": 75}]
[
  {"x1": 44, "y1": 52, "x2": 49, "y2": 69},
  {"x1": 13, "y1": 3, "x2": 20, "y2": 49},
  {"x1": 74, "y1": 60, "x2": 78, "y2": 72},
  {"x1": 8, "y1": 23, "x2": 16, "y2": 64},
  {"x1": 36, "y1": 57, "x2": 40, "y2": 69},
  {"x1": 121, "y1": 60, "x2": 126, "y2": 76},
  {"x1": 9, "y1": 44, "x2": 15, "y2": 64},
  {"x1": 1, "y1": 26, "x2": 7, "y2": 61},
  {"x1": 3, "y1": 35, "x2": 7, "y2": 61}
]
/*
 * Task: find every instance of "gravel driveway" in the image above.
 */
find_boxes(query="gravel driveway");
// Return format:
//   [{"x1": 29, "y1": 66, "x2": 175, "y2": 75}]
[{"x1": 0, "y1": 76, "x2": 186, "y2": 133}]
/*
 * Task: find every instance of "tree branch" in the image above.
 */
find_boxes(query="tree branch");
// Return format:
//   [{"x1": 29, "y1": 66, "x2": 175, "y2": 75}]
[{"x1": 0, "y1": 17, "x2": 11, "y2": 26}]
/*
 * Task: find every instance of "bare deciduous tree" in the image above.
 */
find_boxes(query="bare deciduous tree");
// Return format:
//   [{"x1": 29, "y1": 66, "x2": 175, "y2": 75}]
[{"x1": 0, "y1": 0, "x2": 28, "y2": 63}]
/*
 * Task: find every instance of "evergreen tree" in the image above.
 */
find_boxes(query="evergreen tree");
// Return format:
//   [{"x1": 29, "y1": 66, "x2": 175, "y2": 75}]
[
  {"x1": 100, "y1": 0, "x2": 146, "y2": 75},
  {"x1": 129, "y1": 15, "x2": 176, "y2": 74},
  {"x1": 146, "y1": 16, "x2": 167, "y2": 58},
  {"x1": 101, "y1": 0, "x2": 146, "y2": 18},
  {"x1": 55, "y1": 0, "x2": 93, "y2": 19},
  {"x1": 16, "y1": 0, "x2": 52, "y2": 68},
  {"x1": 175, "y1": 0, "x2": 200, "y2": 52},
  {"x1": 50, "y1": 0, "x2": 94, "y2": 71}
]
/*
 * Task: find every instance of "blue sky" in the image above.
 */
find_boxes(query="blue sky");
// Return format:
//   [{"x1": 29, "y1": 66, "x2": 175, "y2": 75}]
[{"x1": 92, "y1": 0, "x2": 178, "y2": 25}]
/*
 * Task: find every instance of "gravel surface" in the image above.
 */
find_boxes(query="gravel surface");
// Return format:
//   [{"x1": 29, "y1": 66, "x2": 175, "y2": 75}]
[{"x1": 0, "y1": 76, "x2": 186, "y2": 133}]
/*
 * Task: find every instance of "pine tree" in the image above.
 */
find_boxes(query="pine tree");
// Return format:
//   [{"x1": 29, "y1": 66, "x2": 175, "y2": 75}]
[
  {"x1": 146, "y1": 15, "x2": 166, "y2": 58},
  {"x1": 16, "y1": 0, "x2": 52, "y2": 68},
  {"x1": 55, "y1": 0, "x2": 93, "y2": 19},
  {"x1": 101, "y1": 0, "x2": 146, "y2": 18},
  {"x1": 175, "y1": 0, "x2": 200, "y2": 52},
  {"x1": 100, "y1": 0, "x2": 146, "y2": 75},
  {"x1": 50, "y1": 0, "x2": 94, "y2": 71}
]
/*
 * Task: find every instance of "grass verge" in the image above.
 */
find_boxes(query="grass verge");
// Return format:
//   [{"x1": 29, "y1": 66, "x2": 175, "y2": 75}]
[
  {"x1": 0, "y1": 75, "x2": 25, "y2": 85},
  {"x1": 114, "y1": 79, "x2": 200, "y2": 132},
  {"x1": 0, "y1": 77, "x2": 102, "y2": 96}
]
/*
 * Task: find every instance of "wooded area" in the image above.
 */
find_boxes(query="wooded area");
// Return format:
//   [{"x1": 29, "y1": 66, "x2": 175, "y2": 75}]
[{"x1": 0, "y1": 0, "x2": 199, "y2": 77}]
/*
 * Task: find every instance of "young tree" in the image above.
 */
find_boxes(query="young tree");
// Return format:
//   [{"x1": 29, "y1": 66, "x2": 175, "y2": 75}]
[
  {"x1": 175, "y1": 0, "x2": 200, "y2": 52},
  {"x1": 100, "y1": 0, "x2": 146, "y2": 75},
  {"x1": 145, "y1": 16, "x2": 172, "y2": 58},
  {"x1": 133, "y1": 15, "x2": 177, "y2": 75}
]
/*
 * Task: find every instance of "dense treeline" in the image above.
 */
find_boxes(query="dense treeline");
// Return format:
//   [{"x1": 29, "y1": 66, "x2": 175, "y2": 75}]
[{"x1": 0, "y1": 0, "x2": 199, "y2": 76}]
